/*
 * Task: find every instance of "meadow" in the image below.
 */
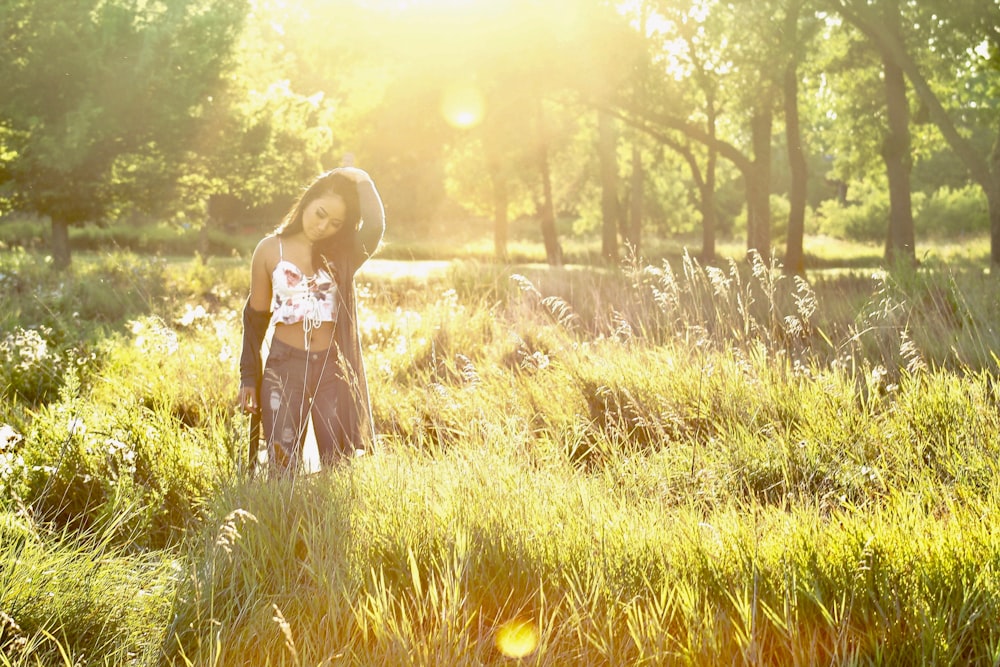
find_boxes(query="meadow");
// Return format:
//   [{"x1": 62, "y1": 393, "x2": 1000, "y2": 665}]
[{"x1": 2, "y1": 235, "x2": 1000, "y2": 665}]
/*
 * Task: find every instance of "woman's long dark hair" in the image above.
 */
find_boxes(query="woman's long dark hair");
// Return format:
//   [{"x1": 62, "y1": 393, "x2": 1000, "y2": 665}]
[{"x1": 275, "y1": 171, "x2": 361, "y2": 272}]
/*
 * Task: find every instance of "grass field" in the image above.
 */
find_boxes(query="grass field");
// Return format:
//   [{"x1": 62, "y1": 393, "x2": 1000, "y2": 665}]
[{"x1": 2, "y1": 237, "x2": 1000, "y2": 665}]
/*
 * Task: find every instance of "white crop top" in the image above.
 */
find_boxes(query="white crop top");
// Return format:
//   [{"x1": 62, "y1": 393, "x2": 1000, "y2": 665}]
[{"x1": 271, "y1": 239, "x2": 338, "y2": 329}]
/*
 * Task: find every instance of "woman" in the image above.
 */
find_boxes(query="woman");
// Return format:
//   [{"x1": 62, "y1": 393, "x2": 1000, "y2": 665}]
[{"x1": 238, "y1": 167, "x2": 385, "y2": 473}]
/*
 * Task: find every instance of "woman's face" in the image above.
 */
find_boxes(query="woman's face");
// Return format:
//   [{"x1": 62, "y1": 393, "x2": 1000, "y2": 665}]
[{"x1": 302, "y1": 194, "x2": 347, "y2": 243}]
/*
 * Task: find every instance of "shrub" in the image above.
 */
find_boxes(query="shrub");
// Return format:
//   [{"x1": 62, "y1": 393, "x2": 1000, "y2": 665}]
[
  {"x1": 816, "y1": 183, "x2": 889, "y2": 242},
  {"x1": 731, "y1": 193, "x2": 794, "y2": 244},
  {"x1": 0, "y1": 216, "x2": 256, "y2": 258},
  {"x1": 0, "y1": 217, "x2": 49, "y2": 251},
  {"x1": 13, "y1": 321, "x2": 239, "y2": 549},
  {"x1": 915, "y1": 184, "x2": 988, "y2": 238},
  {"x1": 0, "y1": 326, "x2": 69, "y2": 406}
]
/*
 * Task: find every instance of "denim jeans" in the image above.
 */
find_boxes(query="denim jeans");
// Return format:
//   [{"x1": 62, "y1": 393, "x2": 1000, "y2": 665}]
[{"x1": 261, "y1": 337, "x2": 347, "y2": 472}]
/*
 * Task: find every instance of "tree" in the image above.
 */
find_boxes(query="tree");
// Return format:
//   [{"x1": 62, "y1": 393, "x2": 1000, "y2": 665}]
[
  {"x1": 531, "y1": 98, "x2": 564, "y2": 266},
  {"x1": 780, "y1": 0, "x2": 817, "y2": 275},
  {"x1": 443, "y1": 90, "x2": 536, "y2": 263},
  {"x1": 615, "y1": 0, "x2": 789, "y2": 263},
  {"x1": 181, "y1": 81, "x2": 338, "y2": 255},
  {"x1": 178, "y1": 2, "x2": 351, "y2": 252},
  {"x1": 822, "y1": 0, "x2": 1000, "y2": 265},
  {"x1": 0, "y1": 0, "x2": 247, "y2": 268},
  {"x1": 370, "y1": 0, "x2": 639, "y2": 263},
  {"x1": 878, "y1": 0, "x2": 916, "y2": 265}
]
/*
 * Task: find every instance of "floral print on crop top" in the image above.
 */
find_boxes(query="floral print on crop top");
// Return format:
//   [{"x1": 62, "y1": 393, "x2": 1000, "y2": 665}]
[{"x1": 270, "y1": 239, "x2": 338, "y2": 328}]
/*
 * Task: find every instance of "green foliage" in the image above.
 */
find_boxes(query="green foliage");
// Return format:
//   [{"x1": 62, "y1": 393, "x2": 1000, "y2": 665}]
[
  {"x1": 804, "y1": 187, "x2": 993, "y2": 260},
  {"x1": 0, "y1": 0, "x2": 249, "y2": 266},
  {"x1": 2, "y1": 0, "x2": 997, "y2": 269},
  {"x1": 914, "y1": 185, "x2": 989, "y2": 238},
  {"x1": 0, "y1": 216, "x2": 259, "y2": 257},
  {"x1": 815, "y1": 181, "x2": 889, "y2": 242},
  {"x1": 3, "y1": 250, "x2": 1000, "y2": 664},
  {"x1": 0, "y1": 509, "x2": 177, "y2": 665},
  {"x1": 812, "y1": 181, "x2": 989, "y2": 246},
  {"x1": 16, "y1": 361, "x2": 230, "y2": 549}
]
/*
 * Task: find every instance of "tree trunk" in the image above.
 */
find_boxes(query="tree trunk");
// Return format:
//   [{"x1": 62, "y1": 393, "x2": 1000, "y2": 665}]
[
  {"x1": 747, "y1": 106, "x2": 773, "y2": 261},
  {"x1": 537, "y1": 155, "x2": 561, "y2": 266},
  {"x1": 653, "y1": 135, "x2": 716, "y2": 264},
  {"x1": 487, "y1": 160, "x2": 509, "y2": 263},
  {"x1": 881, "y1": 23, "x2": 916, "y2": 266},
  {"x1": 598, "y1": 110, "x2": 621, "y2": 264},
  {"x1": 51, "y1": 217, "x2": 71, "y2": 270},
  {"x1": 628, "y1": 143, "x2": 643, "y2": 256},
  {"x1": 700, "y1": 161, "x2": 717, "y2": 265},
  {"x1": 702, "y1": 93, "x2": 718, "y2": 264},
  {"x1": 783, "y1": 6, "x2": 808, "y2": 276},
  {"x1": 535, "y1": 103, "x2": 562, "y2": 266},
  {"x1": 482, "y1": 120, "x2": 509, "y2": 263},
  {"x1": 199, "y1": 221, "x2": 211, "y2": 263},
  {"x1": 988, "y1": 182, "x2": 1000, "y2": 267},
  {"x1": 990, "y1": 121, "x2": 1000, "y2": 266}
]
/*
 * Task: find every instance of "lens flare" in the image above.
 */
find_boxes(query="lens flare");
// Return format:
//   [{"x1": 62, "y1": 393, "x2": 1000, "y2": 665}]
[
  {"x1": 441, "y1": 85, "x2": 485, "y2": 129},
  {"x1": 495, "y1": 617, "x2": 539, "y2": 658}
]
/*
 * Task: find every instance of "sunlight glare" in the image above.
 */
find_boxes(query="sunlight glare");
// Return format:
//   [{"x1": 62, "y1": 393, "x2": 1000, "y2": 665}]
[
  {"x1": 362, "y1": 0, "x2": 494, "y2": 10},
  {"x1": 616, "y1": 0, "x2": 691, "y2": 80},
  {"x1": 441, "y1": 85, "x2": 485, "y2": 129},
  {"x1": 495, "y1": 617, "x2": 539, "y2": 658}
]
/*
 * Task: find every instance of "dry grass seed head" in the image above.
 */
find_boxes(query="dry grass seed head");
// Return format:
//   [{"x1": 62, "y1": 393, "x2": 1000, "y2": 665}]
[
  {"x1": 541, "y1": 296, "x2": 580, "y2": 331},
  {"x1": 793, "y1": 275, "x2": 818, "y2": 321},
  {"x1": 215, "y1": 508, "x2": 258, "y2": 556},
  {"x1": 0, "y1": 611, "x2": 28, "y2": 656},
  {"x1": 900, "y1": 330, "x2": 927, "y2": 375},
  {"x1": 510, "y1": 274, "x2": 542, "y2": 303},
  {"x1": 272, "y1": 604, "x2": 299, "y2": 662},
  {"x1": 610, "y1": 310, "x2": 633, "y2": 343}
]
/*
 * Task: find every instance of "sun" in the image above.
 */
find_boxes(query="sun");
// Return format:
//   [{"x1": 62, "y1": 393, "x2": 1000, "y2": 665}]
[{"x1": 441, "y1": 85, "x2": 485, "y2": 129}]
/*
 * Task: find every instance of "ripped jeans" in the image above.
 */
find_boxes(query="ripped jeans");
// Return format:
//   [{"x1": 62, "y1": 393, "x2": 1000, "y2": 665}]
[{"x1": 261, "y1": 338, "x2": 347, "y2": 472}]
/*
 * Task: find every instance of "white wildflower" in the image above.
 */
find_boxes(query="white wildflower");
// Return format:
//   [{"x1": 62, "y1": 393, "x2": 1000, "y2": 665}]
[
  {"x1": 67, "y1": 417, "x2": 86, "y2": 436},
  {"x1": 176, "y1": 304, "x2": 208, "y2": 327},
  {"x1": 0, "y1": 424, "x2": 22, "y2": 452},
  {"x1": 0, "y1": 327, "x2": 50, "y2": 371},
  {"x1": 130, "y1": 317, "x2": 179, "y2": 354},
  {"x1": 0, "y1": 451, "x2": 25, "y2": 486}
]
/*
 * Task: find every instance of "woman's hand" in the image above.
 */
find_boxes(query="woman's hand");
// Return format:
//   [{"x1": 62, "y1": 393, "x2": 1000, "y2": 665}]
[{"x1": 238, "y1": 384, "x2": 259, "y2": 414}]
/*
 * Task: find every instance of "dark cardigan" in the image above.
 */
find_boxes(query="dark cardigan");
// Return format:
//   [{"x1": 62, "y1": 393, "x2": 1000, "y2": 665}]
[{"x1": 327, "y1": 180, "x2": 385, "y2": 453}]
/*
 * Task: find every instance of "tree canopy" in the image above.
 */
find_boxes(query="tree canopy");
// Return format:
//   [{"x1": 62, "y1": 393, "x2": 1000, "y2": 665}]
[
  {"x1": 2, "y1": 0, "x2": 998, "y2": 269},
  {"x1": 0, "y1": 0, "x2": 248, "y2": 267}
]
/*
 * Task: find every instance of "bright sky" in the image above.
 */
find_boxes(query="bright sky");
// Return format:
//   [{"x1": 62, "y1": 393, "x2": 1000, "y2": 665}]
[{"x1": 357, "y1": 0, "x2": 497, "y2": 10}]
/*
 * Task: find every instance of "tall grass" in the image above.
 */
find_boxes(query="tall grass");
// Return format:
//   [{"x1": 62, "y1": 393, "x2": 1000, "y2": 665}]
[
  {"x1": 0, "y1": 509, "x2": 178, "y2": 665},
  {"x1": 3, "y1": 246, "x2": 1000, "y2": 664}
]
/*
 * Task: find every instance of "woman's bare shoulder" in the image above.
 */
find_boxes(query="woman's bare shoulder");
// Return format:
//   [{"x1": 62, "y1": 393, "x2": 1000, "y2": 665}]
[
  {"x1": 249, "y1": 236, "x2": 284, "y2": 283},
  {"x1": 252, "y1": 234, "x2": 281, "y2": 263}
]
